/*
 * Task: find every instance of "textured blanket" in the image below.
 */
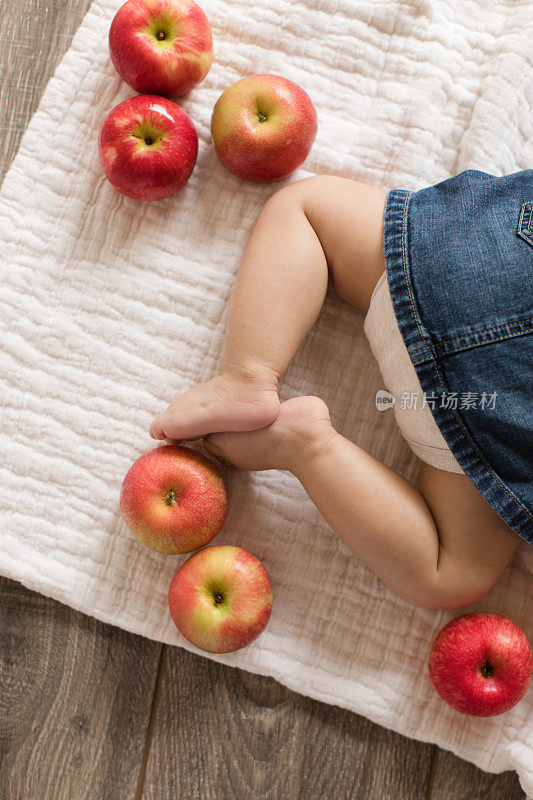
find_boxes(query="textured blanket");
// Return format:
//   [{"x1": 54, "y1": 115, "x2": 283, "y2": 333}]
[{"x1": 1, "y1": 0, "x2": 532, "y2": 792}]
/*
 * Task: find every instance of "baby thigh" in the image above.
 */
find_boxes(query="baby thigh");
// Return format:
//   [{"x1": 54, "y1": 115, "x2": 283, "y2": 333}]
[
  {"x1": 418, "y1": 462, "x2": 521, "y2": 607},
  {"x1": 296, "y1": 176, "x2": 388, "y2": 314}
]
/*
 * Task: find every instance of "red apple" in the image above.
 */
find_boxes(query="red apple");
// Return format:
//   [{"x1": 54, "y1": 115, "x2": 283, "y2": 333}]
[
  {"x1": 168, "y1": 545, "x2": 273, "y2": 652},
  {"x1": 120, "y1": 445, "x2": 227, "y2": 554},
  {"x1": 109, "y1": 0, "x2": 213, "y2": 97},
  {"x1": 428, "y1": 613, "x2": 533, "y2": 716},
  {"x1": 98, "y1": 94, "x2": 198, "y2": 200},
  {"x1": 211, "y1": 74, "x2": 318, "y2": 182}
]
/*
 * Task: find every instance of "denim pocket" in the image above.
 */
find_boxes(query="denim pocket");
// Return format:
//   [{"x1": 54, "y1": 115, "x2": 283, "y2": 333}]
[{"x1": 517, "y1": 202, "x2": 533, "y2": 247}]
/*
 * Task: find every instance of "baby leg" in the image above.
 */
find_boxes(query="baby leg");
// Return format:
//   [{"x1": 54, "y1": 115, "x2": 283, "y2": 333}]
[
  {"x1": 150, "y1": 176, "x2": 386, "y2": 441},
  {"x1": 204, "y1": 396, "x2": 520, "y2": 609}
]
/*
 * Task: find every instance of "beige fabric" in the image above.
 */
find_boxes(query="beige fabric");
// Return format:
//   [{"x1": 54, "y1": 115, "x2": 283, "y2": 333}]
[{"x1": 364, "y1": 272, "x2": 464, "y2": 474}]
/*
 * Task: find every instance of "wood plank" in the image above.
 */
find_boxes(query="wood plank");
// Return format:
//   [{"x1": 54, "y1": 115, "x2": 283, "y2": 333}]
[
  {"x1": 0, "y1": 0, "x2": 92, "y2": 178},
  {"x1": 140, "y1": 646, "x2": 435, "y2": 800},
  {"x1": 0, "y1": 576, "x2": 162, "y2": 800},
  {"x1": 429, "y1": 748, "x2": 525, "y2": 800}
]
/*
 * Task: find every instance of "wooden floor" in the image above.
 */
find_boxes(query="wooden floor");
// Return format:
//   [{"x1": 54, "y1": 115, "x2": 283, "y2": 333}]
[{"x1": 0, "y1": 2, "x2": 526, "y2": 798}]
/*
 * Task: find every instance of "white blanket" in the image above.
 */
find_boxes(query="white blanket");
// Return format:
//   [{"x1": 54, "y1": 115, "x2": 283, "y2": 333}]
[{"x1": 1, "y1": 0, "x2": 532, "y2": 792}]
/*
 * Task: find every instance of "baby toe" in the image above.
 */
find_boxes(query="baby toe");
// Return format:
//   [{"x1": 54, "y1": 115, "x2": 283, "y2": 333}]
[{"x1": 149, "y1": 416, "x2": 166, "y2": 439}]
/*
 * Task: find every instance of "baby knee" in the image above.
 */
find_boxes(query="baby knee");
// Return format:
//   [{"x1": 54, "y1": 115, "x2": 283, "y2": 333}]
[{"x1": 415, "y1": 565, "x2": 499, "y2": 611}]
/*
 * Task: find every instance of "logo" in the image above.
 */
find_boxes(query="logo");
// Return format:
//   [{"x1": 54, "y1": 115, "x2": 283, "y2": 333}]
[{"x1": 375, "y1": 389, "x2": 395, "y2": 411}]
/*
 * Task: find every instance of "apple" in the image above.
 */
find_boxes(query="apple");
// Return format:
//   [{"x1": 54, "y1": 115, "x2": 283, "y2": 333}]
[
  {"x1": 98, "y1": 94, "x2": 198, "y2": 200},
  {"x1": 120, "y1": 445, "x2": 227, "y2": 554},
  {"x1": 211, "y1": 74, "x2": 318, "y2": 182},
  {"x1": 428, "y1": 612, "x2": 533, "y2": 716},
  {"x1": 168, "y1": 545, "x2": 273, "y2": 652},
  {"x1": 109, "y1": 0, "x2": 213, "y2": 97}
]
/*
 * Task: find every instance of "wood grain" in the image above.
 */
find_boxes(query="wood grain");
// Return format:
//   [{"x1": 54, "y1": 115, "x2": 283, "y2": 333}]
[
  {"x1": 0, "y1": 0, "x2": 528, "y2": 798},
  {"x1": 0, "y1": 577, "x2": 162, "y2": 800},
  {"x1": 429, "y1": 749, "x2": 526, "y2": 800},
  {"x1": 142, "y1": 647, "x2": 428, "y2": 800},
  {"x1": 0, "y1": 0, "x2": 92, "y2": 178},
  {"x1": 0, "y1": 578, "x2": 526, "y2": 800}
]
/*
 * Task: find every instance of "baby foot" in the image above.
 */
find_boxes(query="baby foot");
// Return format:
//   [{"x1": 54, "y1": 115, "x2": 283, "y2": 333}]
[
  {"x1": 204, "y1": 395, "x2": 337, "y2": 473},
  {"x1": 149, "y1": 367, "x2": 280, "y2": 442}
]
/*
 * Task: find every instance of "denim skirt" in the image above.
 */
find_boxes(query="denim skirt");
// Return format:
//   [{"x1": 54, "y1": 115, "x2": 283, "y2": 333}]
[{"x1": 383, "y1": 169, "x2": 533, "y2": 544}]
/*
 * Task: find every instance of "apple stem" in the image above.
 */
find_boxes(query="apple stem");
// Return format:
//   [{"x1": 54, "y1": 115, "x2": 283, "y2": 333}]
[
  {"x1": 480, "y1": 661, "x2": 494, "y2": 678},
  {"x1": 157, "y1": 30, "x2": 166, "y2": 40},
  {"x1": 164, "y1": 489, "x2": 176, "y2": 506}
]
